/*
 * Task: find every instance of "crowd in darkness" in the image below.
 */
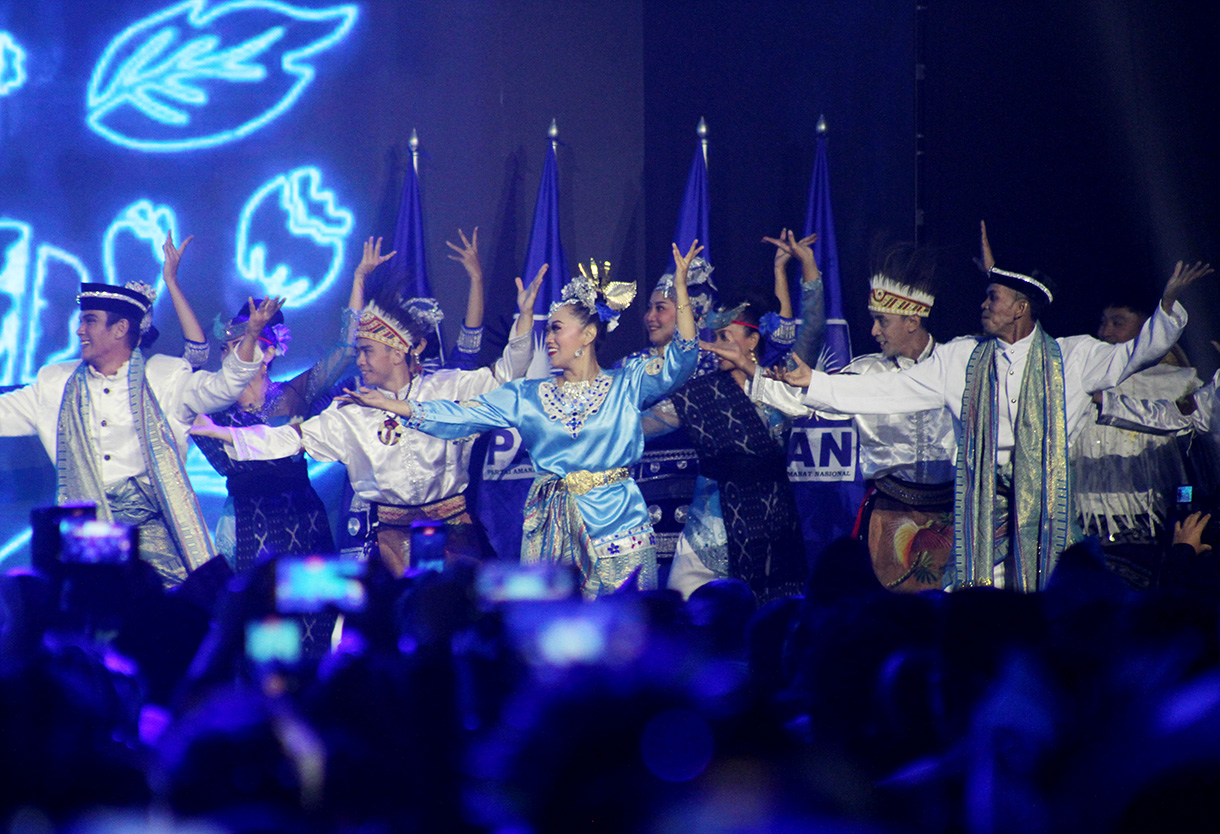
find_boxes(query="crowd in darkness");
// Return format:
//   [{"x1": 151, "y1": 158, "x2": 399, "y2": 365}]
[{"x1": 4, "y1": 530, "x2": 1220, "y2": 834}]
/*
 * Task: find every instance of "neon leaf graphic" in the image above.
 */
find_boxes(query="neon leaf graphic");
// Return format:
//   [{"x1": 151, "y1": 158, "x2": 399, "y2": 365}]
[{"x1": 87, "y1": 0, "x2": 358, "y2": 152}]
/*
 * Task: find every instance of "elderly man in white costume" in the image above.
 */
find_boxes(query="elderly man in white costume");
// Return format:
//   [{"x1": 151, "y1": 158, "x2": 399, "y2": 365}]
[
  {"x1": 193, "y1": 248, "x2": 546, "y2": 577},
  {"x1": 0, "y1": 278, "x2": 277, "y2": 586},
  {"x1": 770, "y1": 223, "x2": 1209, "y2": 591}
]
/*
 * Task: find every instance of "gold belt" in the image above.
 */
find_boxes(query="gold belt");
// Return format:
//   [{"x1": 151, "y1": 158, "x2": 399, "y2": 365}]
[{"x1": 563, "y1": 467, "x2": 629, "y2": 495}]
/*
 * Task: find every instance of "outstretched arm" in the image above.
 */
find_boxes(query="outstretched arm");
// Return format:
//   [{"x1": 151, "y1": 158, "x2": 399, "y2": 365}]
[{"x1": 161, "y1": 231, "x2": 209, "y2": 368}]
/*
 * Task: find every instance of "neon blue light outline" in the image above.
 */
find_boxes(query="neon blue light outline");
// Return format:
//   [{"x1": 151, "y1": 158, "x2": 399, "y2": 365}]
[
  {"x1": 1, "y1": 219, "x2": 93, "y2": 384},
  {"x1": 0, "y1": 31, "x2": 28, "y2": 97},
  {"x1": 235, "y1": 166, "x2": 353, "y2": 308},
  {"x1": 36, "y1": 246, "x2": 90, "y2": 369},
  {"x1": 0, "y1": 529, "x2": 32, "y2": 568},
  {"x1": 86, "y1": 0, "x2": 358, "y2": 153},
  {"x1": 0, "y1": 220, "x2": 33, "y2": 385},
  {"x1": 102, "y1": 199, "x2": 179, "y2": 295}
]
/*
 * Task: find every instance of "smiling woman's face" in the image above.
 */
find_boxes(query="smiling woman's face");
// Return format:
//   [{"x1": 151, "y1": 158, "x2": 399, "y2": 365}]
[
  {"x1": 546, "y1": 304, "x2": 595, "y2": 369},
  {"x1": 643, "y1": 291, "x2": 677, "y2": 347}
]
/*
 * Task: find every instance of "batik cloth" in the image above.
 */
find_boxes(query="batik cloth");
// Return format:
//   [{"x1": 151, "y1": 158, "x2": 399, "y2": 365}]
[{"x1": 670, "y1": 371, "x2": 805, "y2": 603}]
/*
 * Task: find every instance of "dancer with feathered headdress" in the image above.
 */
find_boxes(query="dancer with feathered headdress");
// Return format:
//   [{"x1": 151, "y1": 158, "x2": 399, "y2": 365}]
[{"x1": 193, "y1": 235, "x2": 546, "y2": 578}]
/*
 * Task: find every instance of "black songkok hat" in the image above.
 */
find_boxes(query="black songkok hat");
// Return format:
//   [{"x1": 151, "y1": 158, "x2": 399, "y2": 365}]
[
  {"x1": 987, "y1": 267, "x2": 1056, "y2": 308},
  {"x1": 77, "y1": 282, "x2": 155, "y2": 321}
]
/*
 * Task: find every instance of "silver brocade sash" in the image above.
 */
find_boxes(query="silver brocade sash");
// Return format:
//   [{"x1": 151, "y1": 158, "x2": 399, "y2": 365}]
[{"x1": 55, "y1": 350, "x2": 216, "y2": 571}]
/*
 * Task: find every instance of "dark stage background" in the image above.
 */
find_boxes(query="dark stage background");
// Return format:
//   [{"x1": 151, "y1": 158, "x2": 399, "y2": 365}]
[{"x1": 0, "y1": 0, "x2": 1216, "y2": 567}]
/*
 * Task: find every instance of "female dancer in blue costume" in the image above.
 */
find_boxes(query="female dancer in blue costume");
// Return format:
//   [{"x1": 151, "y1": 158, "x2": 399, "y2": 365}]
[{"x1": 338, "y1": 242, "x2": 704, "y2": 597}]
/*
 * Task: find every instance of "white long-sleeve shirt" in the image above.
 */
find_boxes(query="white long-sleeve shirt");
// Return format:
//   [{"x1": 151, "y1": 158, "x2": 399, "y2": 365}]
[
  {"x1": 227, "y1": 329, "x2": 532, "y2": 507},
  {"x1": 751, "y1": 336, "x2": 957, "y2": 484},
  {"x1": 1099, "y1": 367, "x2": 1217, "y2": 437},
  {"x1": 0, "y1": 349, "x2": 264, "y2": 487},
  {"x1": 794, "y1": 302, "x2": 1188, "y2": 466}
]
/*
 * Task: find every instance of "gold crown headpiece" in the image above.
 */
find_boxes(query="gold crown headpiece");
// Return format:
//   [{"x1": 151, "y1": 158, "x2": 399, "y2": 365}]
[{"x1": 551, "y1": 259, "x2": 637, "y2": 332}]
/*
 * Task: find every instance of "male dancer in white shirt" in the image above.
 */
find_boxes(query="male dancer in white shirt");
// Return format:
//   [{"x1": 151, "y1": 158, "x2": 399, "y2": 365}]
[
  {"x1": 193, "y1": 250, "x2": 546, "y2": 577},
  {"x1": 762, "y1": 224, "x2": 1208, "y2": 591},
  {"x1": 0, "y1": 278, "x2": 278, "y2": 585}
]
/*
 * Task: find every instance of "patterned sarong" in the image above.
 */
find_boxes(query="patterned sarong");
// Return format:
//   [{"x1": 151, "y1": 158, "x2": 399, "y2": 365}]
[
  {"x1": 522, "y1": 474, "x2": 657, "y2": 599},
  {"x1": 670, "y1": 371, "x2": 806, "y2": 603}
]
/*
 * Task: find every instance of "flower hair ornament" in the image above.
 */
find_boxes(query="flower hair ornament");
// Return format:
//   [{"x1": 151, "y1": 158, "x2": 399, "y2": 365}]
[
  {"x1": 704, "y1": 302, "x2": 754, "y2": 332},
  {"x1": 212, "y1": 311, "x2": 292, "y2": 354},
  {"x1": 653, "y1": 256, "x2": 717, "y2": 328},
  {"x1": 403, "y1": 297, "x2": 445, "y2": 329},
  {"x1": 551, "y1": 260, "x2": 637, "y2": 332}
]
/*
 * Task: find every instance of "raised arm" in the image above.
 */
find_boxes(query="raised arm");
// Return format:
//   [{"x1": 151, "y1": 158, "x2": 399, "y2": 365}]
[
  {"x1": 161, "y1": 231, "x2": 209, "y2": 369},
  {"x1": 1076, "y1": 261, "x2": 1208, "y2": 392},
  {"x1": 764, "y1": 228, "x2": 798, "y2": 320},
  {"x1": 349, "y1": 236, "x2": 397, "y2": 312},
  {"x1": 445, "y1": 228, "x2": 485, "y2": 367},
  {"x1": 1159, "y1": 259, "x2": 1213, "y2": 314},
  {"x1": 672, "y1": 240, "x2": 700, "y2": 342},
  {"x1": 234, "y1": 296, "x2": 284, "y2": 363},
  {"x1": 485, "y1": 263, "x2": 546, "y2": 382},
  {"x1": 788, "y1": 231, "x2": 824, "y2": 367}
]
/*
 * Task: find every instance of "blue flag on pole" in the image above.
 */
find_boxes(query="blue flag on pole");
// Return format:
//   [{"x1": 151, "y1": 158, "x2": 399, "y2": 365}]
[
  {"x1": 803, "y1": 126, "x2": 852, "y2": 373},
  {"x1": 386, "y1": 139, "x2": 444, "y2": 363},
  {"x1": 790, "y1": 118, "x2": 865, "y2": 560},
  {"x1": 472, "y1": 128, "x2": 566, "y2": 561},
  {"x1": 672, "y1": 138, "x2": 710, "y2": 267},
  {"x1": 522, "y1": 136, "x2": 569, "y2": 378}
]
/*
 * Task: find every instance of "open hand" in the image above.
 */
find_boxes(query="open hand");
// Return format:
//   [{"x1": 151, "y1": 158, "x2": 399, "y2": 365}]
[
  {"x1": 780, "y1": 352, "x2": 813, "y2": 388},
  {"x1": 335, "y1": 385, "x2": 395, "y2": 411},
  {"x1": 162, "y1": 230, "x2": 194, "y2": 283},
  {"x1": 516, "y1": 263, "x2": 548, "y2": 317},
  {"x1": 1174, "y1": 511, "x2": 1213, "y2": 555},
  {"x1": 355, "y1": 236, "x2": 397, "y2": 281},
  {"x1": 445, "y1": 228, "x2": 482, "y2": 280},
  {"x1": 701, "y1": 338, "x2": 756, "y2": 375},
  {"x1": 1161, "y1": 260, "x2": 1213, "y2": 313},
  {"x1": 245, "y1": 296, "x2": 285, "y2": 335},
  {"x1": 671, "y1": 240, "x2": 704, "y2": 288}
]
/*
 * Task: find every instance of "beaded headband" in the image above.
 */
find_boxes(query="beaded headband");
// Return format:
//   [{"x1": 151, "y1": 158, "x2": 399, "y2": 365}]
[{"x1": 868, "y1": 274, "x2": 935, "y2": 318}]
